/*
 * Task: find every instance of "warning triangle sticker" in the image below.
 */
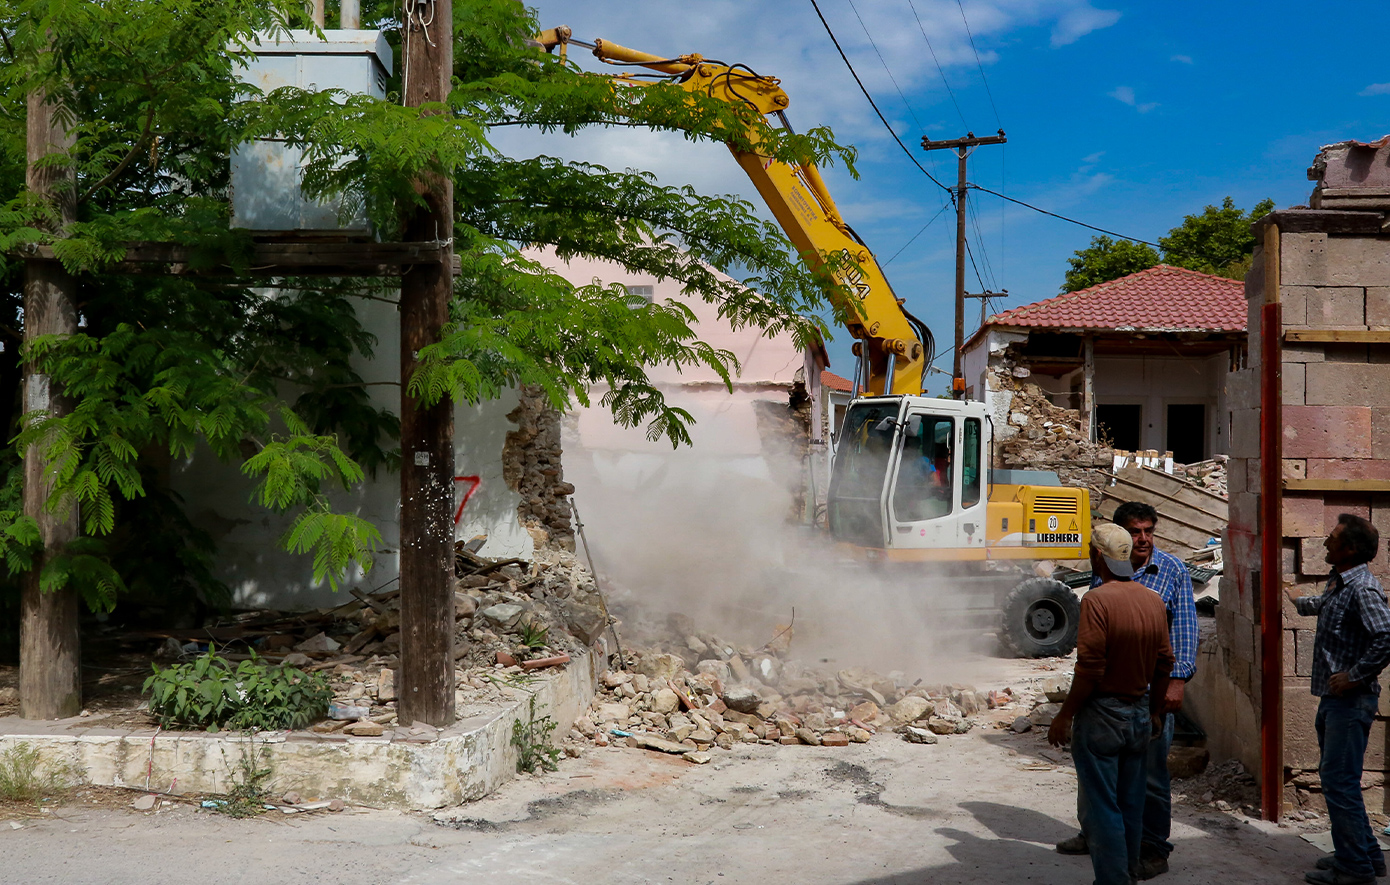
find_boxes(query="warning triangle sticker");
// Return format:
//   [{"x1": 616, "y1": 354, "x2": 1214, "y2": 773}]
[{"x1": 1068, "y1": 519, "x2": 1078, "y2": 531}]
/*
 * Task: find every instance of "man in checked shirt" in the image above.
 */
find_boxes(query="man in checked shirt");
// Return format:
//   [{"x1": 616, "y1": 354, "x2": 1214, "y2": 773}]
[
  {"x1": 1288, "y1": 514, "x2": 1390, "y2": 885},
  {"x1": 1056, "y1": 501, "x2": 1198, "y2": 879}
]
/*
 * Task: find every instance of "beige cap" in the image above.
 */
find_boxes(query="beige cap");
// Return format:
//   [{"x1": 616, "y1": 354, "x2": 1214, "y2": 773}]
[{"x1": 1092, "y1": 523, "x2": 1136, "y2": 578}]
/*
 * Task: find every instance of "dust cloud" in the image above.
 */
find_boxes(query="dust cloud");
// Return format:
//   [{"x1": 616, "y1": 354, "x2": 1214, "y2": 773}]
[{"x1": 566, "y1": 443, "x2": 1014, "y2": 688}]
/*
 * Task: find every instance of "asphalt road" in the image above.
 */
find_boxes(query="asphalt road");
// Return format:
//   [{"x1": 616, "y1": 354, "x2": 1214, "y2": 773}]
[{"x1": 3, "y1": 723, "x2": 1324, "y2": 885}]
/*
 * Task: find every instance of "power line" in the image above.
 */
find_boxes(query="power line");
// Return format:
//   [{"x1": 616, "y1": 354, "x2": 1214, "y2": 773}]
[
  {"x1": 845, "y1": 0, "x2": 928, "y2": 135},
  {"x1": 970, "y1": 184, "x2": 1161, "y2": 247},
  {"x1": 905, "y1": 0, "x2": 968, "y2": 129},
  {"x1": 955, "y1": 0, "x2": 1002, "y2": 128},
  {"x1": 808, "y1": 0, "x2": 952, "y2": 194},
  {"x1": 964, "y1": 237, "x2": 988, "y2": 292},
  {"x1": 884, "y1": 202, "x2": 951, "y2": 265},
  {"x1": 967, "y1": 195, "x2": 998, "y2": 290}
]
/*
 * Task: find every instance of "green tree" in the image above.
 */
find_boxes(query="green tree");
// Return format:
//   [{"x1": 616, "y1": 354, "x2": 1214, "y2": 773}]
[
  {"x1": 1158, "y1": 196, "x2": 1276, "y2": 279},
  {"x1": 0, "y1": 0, "x2": 851, "y2": 617},
  {"x1": 1062, "y1": 235, "x2": 1159, "y2": 293}
]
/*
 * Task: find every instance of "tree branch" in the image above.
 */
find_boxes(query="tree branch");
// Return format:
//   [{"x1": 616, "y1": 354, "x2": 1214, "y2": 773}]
[{"x1": 79, "y1": 105, "x2": 156, "y2": 203}]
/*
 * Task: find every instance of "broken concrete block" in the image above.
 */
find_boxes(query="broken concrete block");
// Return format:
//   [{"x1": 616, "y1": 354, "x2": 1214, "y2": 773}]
[
  {"x1": 1029, "y1": 703, "x2": 1062, "y2": 727},
  {"x1": 821, "y1": 732, "x2": 850, "y2": 747},
  {"x1": 651, "y1": 688, "x2": 680, "y2": 715},
  {"x1": 596, "y1": 702, "x2": 631, "y2": 723},
  {"x1": 480, "y1": 603, "x2": 525, "y2": 629},
  {"x1": 636, "y1": 653, "x2": 683, "y2": 682},
  {"x1": 887, "y1": 696, "x2": 933, "y2": 724},
  {"x1": 902, "y1": 726, "x2": 938, "y2": 744},
  {"x1": 132, "y1": 794, "x2": 157, "y2": 811},
  {"x1": 926, "y1": 717, "x2": 959, "y2": 736},
  {"x1": 345, "y1": 721, "x2": 385, "y2": 737},
  {"x1": 847, "y1": 727, "x2": 872, "y2": 743},
  {"x1": 295, "y1": 632, "x2": 341, "y2": 654},
  {"x1": 685, "y1": 751, "x2": 712, "y2": 765},
  {"x1": 376, "y1": 669, "x2": 396, "y2": 702},
  {"x1": 1041, "y1": 675, "x2": 1072, "y2": 703},
  {"x1": 722, "y1": 685, "x2": 762, "y2": 714},
  {"x1": 1011, "y1": 716, "x2": 1033, "y2": 734},
  {"x1": 560, "y1": 600, "x2": 607, "y2": 645},
  {"x1": 282, "y1": 652, "x2": 312, "y2": 667},
  {"x1": 454, "y1": 592, "x2": 478, "y2": 619},
  {"x1": 795, "y1": 727, "x2": 822, "y2": 746}
]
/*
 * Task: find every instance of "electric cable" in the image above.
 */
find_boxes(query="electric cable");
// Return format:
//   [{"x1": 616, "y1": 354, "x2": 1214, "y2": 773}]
[
  {"x1": 808, "y1": 0, "x2": 952, "y2": 195},
  {"x1": 906, "y1": 0, "x2": 968, "y2": 129},
  {"x1": 845, "y1": 0, "x2": 928, "y2": 135},
  {"x1": 970, "y1": 184, "x2": 1160, "y2": 247},
  {"x1": 884, "y1": 202, "x2": 951, "y2": 265},
  {"x1": 955, "y1": 0, "x2": 1002, "y2": 128}
]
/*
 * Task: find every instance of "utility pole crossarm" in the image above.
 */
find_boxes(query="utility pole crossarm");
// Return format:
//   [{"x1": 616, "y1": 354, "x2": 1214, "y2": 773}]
[{"x1": 921, "y1": 129, "x2": 1006, "y2": 400}]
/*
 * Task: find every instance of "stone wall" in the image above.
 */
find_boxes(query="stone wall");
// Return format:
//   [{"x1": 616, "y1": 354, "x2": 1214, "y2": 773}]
[{"x1": 504, "y1": 386, "x2": 575, "y2": 552}]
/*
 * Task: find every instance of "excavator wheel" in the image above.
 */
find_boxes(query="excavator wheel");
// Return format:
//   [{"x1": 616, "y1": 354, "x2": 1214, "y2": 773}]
[{"x1": 999, "y1": 577, "x2": 1080, "y2": 658}]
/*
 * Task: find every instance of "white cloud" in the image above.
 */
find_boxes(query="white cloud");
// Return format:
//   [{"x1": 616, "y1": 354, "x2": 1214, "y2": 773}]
[
  {"x1": 1082, "y1": 151, "x2": 1106, "y2": 164},
  {"x1": 1170, "y1": 54, "x2": 1194, "y2": 64},
  {"x1": 1050, "y1": 6, "x2": 1121, "y2": 47},
  {"x1": 1108, "y1": 85, "x2": 1157, "y2": 113},
  {"x1": 1360, "y1": 83, "x2": 1390, "y2": 97}
]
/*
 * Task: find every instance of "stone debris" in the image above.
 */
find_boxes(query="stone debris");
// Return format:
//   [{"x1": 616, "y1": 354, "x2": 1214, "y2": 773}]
[
  {"x1": 901, "y1": 725, "x2": 938, "y2": 745},
  {"x1": 1171, "y1": 457, "x2": 1228, "y2": 499},
  {"x1": 132, "y1": 794, "x2": 157, "y2": 811},
  {"x1": 571, "y1": 613, "x2": 998, "y2": 759}
]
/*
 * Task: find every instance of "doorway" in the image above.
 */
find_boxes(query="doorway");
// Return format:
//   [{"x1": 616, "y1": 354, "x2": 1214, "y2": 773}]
[
  {"x1": 1166, "y1": 403, "x2": 1207, "y2": 464},
  {"x1": 1095, "y1": 403, "x2": 1142, "y2": 451}
]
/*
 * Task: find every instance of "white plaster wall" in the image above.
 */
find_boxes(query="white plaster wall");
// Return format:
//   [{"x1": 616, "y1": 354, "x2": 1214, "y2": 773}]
[
  {"x1": 1093, "y1": 353, "x2": 1229, "y2": 457},
  {"x1": 173, "y1": 297, "x2": 530, "y2": 611}
]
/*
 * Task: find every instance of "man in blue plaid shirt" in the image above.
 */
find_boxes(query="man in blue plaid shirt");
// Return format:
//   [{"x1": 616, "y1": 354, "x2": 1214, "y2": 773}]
[
  {"x1": 1058, "y1": 501, "x2": 1198, "y2": 879},
  {"x1": 1289, "y1": 514, "x2": 1390, "y2": 885}
]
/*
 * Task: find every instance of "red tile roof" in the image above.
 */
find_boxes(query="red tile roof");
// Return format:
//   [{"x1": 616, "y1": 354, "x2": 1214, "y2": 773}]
[
  {"x1": 821, "y1": 369, "x2": 853, "y2": 392},
  {"x1": 986, "y1": 265, "x2": 1246, "y2": 333}
]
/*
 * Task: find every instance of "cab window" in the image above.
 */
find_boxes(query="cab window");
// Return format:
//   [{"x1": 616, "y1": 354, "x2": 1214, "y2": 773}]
[
  {"x1": 963, "y1": 418, "x2": 982, "y2": 508},
  {"x1": 892, "y1": 415, "x2": 953, "y2": 522}
]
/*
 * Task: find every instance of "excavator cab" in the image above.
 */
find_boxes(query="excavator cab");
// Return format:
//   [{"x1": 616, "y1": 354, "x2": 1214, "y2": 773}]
[{"x1": 828, "y1": 396, "x2": 990, "y2": 556}]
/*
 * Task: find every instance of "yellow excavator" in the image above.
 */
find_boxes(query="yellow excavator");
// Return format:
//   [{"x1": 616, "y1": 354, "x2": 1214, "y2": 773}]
[{"x1": 536, "y1": 28, "x2": 1091, "y2": 657}]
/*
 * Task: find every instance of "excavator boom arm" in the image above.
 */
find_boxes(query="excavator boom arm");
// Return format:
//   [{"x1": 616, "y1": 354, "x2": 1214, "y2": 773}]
[{"x1": 538, "y1": 28, "x2": 929, "y2": 396}]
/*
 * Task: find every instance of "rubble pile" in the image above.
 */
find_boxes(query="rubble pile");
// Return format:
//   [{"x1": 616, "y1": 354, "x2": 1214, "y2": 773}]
[
  {"x1": 1172, "y1": 758, "x2": 1260, "y2": 816},
  {"x1": 567, "y1": 614, "x2": 1086, "y2": 760},
  {"x1": 992, "y1": 372, "x2": 1113, "y2": 501},
  {"x1": 141, "y1": 543, "x2": 607, "y2": 734},
  {"x1": 1171, "y1": 457, "x2": 1229, "y2": 498}
]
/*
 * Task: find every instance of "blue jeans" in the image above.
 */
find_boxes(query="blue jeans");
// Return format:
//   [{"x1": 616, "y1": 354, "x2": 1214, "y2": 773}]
[
  {"x1": 1317, "y1": 692, "x2": 1384, "y2": 879},
  {"x1": 1143, "y1": 712, "x2": 1174, "y2": 858},
  {"x1": 1073, "y1": 696, "x2": 1152, "y2": 885}
]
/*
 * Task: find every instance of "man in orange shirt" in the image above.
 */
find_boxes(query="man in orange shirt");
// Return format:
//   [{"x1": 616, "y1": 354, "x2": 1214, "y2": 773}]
[{"x1": 1050, "y1": 524, "x2": 1176, "y2": 885}]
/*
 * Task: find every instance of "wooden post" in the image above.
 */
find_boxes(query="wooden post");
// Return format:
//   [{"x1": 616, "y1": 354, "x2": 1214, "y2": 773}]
[
  {"x1": 397, "y1": 0, "x2": 455, "y2": 727},
  {"x1": 1082, "y1": 335, "x2": 1095, "y2": 443},
  {"x1": 20, "y1": 88, "x2": 81, "y2": 720},
  {"x1": 1258, "y1": 222, "x2": 1284, "y2": 821}
]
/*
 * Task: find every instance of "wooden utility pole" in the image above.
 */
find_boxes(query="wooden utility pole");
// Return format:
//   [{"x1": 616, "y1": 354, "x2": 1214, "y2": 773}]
[
  {"x1": 397, "y1": 0, "x2": 455, "y2": 727},
  {"x1": 921, "y1": 130, "x2": 1005, "y2": 399},
  {"x1": 20, "y1": 87, "x2": 82, "y2": 719},
  {"x1": 965, "y1": 289, "x2": 1007, "y2": 327}
]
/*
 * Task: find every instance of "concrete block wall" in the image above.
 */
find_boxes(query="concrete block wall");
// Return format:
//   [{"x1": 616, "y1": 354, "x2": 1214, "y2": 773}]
[{"x1": 1210, "y1": 224, "x2": 1390, "y2": 812}]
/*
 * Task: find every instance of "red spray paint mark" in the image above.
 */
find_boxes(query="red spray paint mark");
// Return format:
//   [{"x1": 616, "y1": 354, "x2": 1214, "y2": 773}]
[{"x1": 454, "y1": 475, "x2": 481, "y2": 525}]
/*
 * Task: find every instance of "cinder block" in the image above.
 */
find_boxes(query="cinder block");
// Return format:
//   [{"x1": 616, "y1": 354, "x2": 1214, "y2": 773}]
[
  {"x1": 1306, "y1": 287, "x2": 1367, "y2": 328},
  {"x1": 1229, "y1": 460, "x2": 1248, "y2": 495},
  {"x1": 1282, "y1": 405, "x2": 1373, "y2": 458},
  {"x1": 1295, "y1": 629, "x2": 1315, "y2": 677},
  {"x1": 1300, "y1": 537, "x2": 1328, "y2": 576},
  {"x1": 1325, "y1": 237, "x2": 1390, "y2": 287},
  {"x1": 1368, "y1": 287, "x2": 1390, "y2": 329},
  {"x1": 1232, "y1": 612, "x2": 1255, "y2": 663},
  {"x1": 1325, "y1": 493, "x2": 1373, "y2": 530},
  {"x1": 1281, "y1": 286, "x2": 1310, "y2": 327},
  {"x1": 1230, "y1": 491, "x2": 1260, "y2": 534},
  {"x1": 1227, "y1": 368, "x2": 1259, "y2": 408},
  {"x1": 1281, "y1": 233, "x2": 1330, "y2": 287},
  {"x1": 1374, "y1": 410, "x2": 1390, "y2": 459},
  {"x1": 1283, "y1": 628, "x2": 1297, "y2": 676},
  {"x1": 1284, "y1": 363, "x2": 1306, "y2": 405},
  {"x1": 1307, "y1": 459, "x2": 1390, "y2": 481},
  {"x1": 1284, "y1": 494, "x2": 1325, "y2": 537},
  {"x1": 1282, "y1": 589, "x2": 1321, "y2": 630},
  {"x1": 1284, "y1": 677, "x2": 1320, "y2": 769},
  {"x1": 1229, "y1": 408, "x2": 1262, "y2": 458},
  {"x1": 1284, "y1": 459, "x2": 1307, "y2": 480},
  {"x1": 1306, "y1": 364, "x2": 1390, "y2": 409},
  {"x1": 1284, "y1": 344, "x2": 1327, "y2": 364},
  {"x1": 1247, "y1": 458, "x2": 1263, "y2": 493},
  {"x1": 1282, "y1": 540, "x2": 1298, "y2": 579},
  {"x1": 1325, "y1": 343, "x2": 1370, "y2": 363}
]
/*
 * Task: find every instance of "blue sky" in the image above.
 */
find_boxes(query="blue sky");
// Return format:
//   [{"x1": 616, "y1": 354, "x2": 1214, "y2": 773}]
[{"x1": 508, "y1": 1, "x2": 1390, "y2": 391}]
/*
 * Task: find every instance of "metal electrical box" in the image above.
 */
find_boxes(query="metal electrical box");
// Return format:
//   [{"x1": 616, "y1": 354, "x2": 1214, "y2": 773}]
[{"x1": 230, "y1": 30, "x2": 393, "y2": 236}]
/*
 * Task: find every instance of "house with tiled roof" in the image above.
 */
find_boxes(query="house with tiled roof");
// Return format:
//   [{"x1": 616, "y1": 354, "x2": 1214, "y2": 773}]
[{"x1": 960, "y1": 265, "x2": 1247, "y2": 463}]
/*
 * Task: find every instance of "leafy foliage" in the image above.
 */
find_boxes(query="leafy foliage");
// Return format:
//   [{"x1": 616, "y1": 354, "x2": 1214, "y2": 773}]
[
  {"x1": 511, "y1": 695, "x2": 560, "y2": 774},
  {"x1": 1062, "y1": 197, "x2": 1275, "y2": 292},
  {"x1": 0, "y1": 0, "x2": 844, "y2": 615},
  {"x1": 0, "y1": 741, "x2": 75, "y2": 805},
  {"x1": 143, "y1": 646, "x2": 332, "y2": 731},
  {"x1": 216, "y1": 736, "x2": 274, "y2": 818},
  {"x1": 1062, "y1": 236, "x2": 1160, "y2": 293}
]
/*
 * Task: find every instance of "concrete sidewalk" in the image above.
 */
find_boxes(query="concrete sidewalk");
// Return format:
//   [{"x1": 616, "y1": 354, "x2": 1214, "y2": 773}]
[{"x1": 3, "y1": 719, "x2": 1326, "y2": 885}]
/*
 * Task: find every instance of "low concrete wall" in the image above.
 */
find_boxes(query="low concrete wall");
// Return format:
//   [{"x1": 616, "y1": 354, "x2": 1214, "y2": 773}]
[{"x1": 0, "y1": 648, "x2": 602, "y2": 810}]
